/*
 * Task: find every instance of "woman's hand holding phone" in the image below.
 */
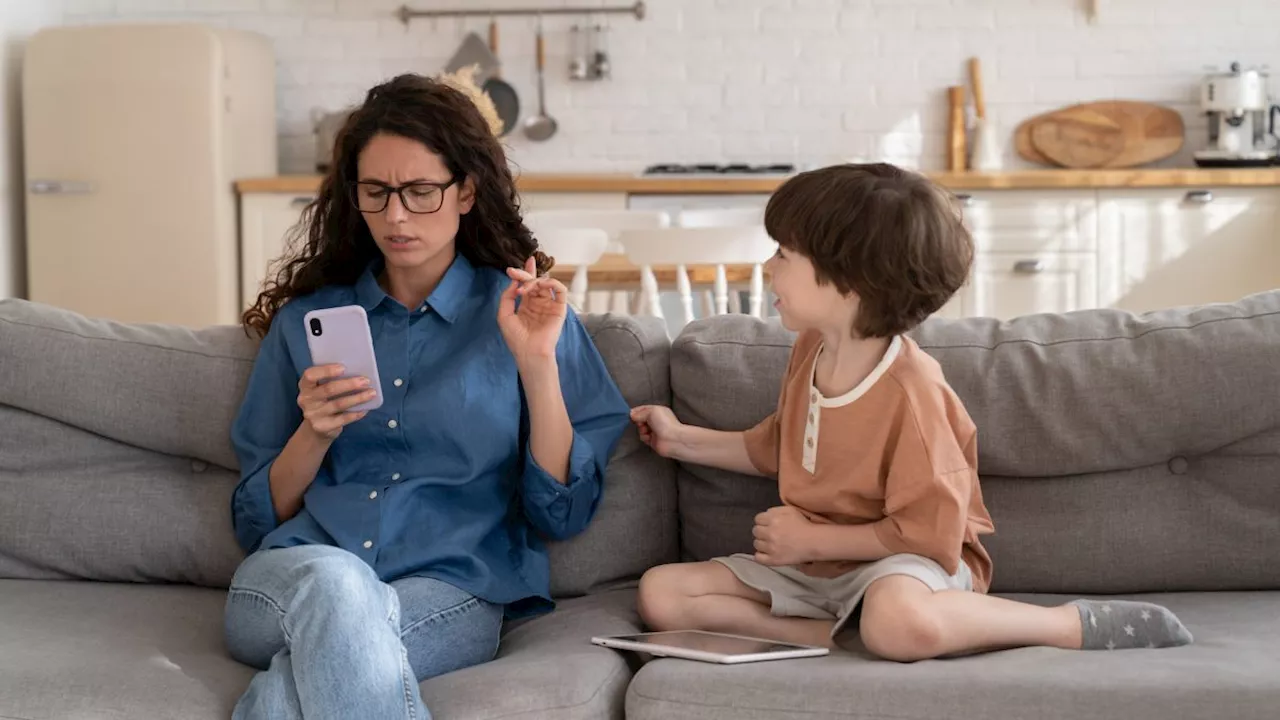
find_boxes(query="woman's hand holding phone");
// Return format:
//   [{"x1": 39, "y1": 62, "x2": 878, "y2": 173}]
[{"x1": 297, "y1": 364, "x2": 376, "y2": 441}]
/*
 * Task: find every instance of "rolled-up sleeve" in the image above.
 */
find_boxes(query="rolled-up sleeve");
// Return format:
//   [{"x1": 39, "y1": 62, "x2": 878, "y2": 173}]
[
  {"x1": 520, "y1": 313, "x2": 630, "y2": 541},
  {"x1": 229, "y1": 316, "x2": 302, "y2": 553}
]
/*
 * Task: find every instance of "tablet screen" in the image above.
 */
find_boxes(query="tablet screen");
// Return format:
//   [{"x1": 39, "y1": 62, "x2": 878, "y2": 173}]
[{"x1": 607, "y1": 631, "x2": 807, "y2": 655}]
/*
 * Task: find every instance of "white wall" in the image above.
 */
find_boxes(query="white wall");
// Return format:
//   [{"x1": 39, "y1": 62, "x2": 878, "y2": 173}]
[
  {"x1": 57, "y1": 0, "x2": 1280, "y2": 175},
  {"x1": 1, "y1": 0, "x2": 62, "y2": 299}
]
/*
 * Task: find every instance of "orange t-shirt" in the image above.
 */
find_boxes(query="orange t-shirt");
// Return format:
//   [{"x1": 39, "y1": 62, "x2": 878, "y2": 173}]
[{"x1": 742, "y1": 331, "x2": 996, "y2": 592}]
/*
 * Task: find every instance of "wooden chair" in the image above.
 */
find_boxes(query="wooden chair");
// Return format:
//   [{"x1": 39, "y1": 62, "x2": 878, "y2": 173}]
[
  {"x1": 525, "y1": 209, "x2": 671, "y2": 313},
  {"x1": 617, "y1": 226, "x2": 777, "y2": 328},
  {"x1": 531, "y1": 228, "x2": 609, "y2": 311}
]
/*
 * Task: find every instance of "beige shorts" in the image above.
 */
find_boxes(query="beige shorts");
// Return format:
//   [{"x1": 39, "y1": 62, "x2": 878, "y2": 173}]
[{"x1": 712, "y1": 553, "x2": 973, "y2": 639}]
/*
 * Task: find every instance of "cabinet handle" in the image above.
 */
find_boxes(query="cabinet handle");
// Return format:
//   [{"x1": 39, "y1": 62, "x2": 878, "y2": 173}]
[
  {"x1": 954, "y1": 193, "x2": 975, "y2": 207},
  {"x1": 1013, "y1": 259, "x2": 1044, "y2": 274},
  {"x1": 29, "y1": 180, "x2": 94, "y2": 194},
  {"x1": 290, "y1": 196, "x2": 315, "y2": 207},
  {"x1": 1184, "y1": 190, "x2": 1214, "y2": 204}
]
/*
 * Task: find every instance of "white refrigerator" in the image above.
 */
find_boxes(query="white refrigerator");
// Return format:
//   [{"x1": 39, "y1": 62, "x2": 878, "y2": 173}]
[{"x1": 23, "y1": 23, "x2": 277, "y2": 327}]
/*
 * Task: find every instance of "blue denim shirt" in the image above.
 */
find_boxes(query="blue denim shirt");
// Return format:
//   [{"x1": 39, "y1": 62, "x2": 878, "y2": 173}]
[{"x1": 229, "y1": 253, "x2": 630, "y2": 617}]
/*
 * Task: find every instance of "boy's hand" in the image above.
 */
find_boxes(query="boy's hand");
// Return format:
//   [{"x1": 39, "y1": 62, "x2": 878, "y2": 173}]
[
  {"x1": 753, "y1": 505, "x2": 820, "y2": 566},
  {"x1": 630, "y1": 405, "x2": 685, "y2": 459}
]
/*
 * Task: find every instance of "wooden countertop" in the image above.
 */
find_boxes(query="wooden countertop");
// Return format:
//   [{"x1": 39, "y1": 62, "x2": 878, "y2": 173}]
[{"x1": 236, "y1": 168, "x2": 1280, "y2": 195}]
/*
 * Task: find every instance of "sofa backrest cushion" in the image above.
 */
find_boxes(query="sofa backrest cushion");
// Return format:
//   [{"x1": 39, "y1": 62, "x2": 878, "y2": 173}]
[
  {"x1": 0, "y1": 300, "x2": 677, "y2": 594},
  {"x1": 670, "y1": 291, "x2": 1280, "y2": 593}
]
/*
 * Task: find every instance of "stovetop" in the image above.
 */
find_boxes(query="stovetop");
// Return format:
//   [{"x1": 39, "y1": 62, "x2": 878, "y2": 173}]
[{"x1": 641, "y1": 163, "x2": 797, "y2": 176}]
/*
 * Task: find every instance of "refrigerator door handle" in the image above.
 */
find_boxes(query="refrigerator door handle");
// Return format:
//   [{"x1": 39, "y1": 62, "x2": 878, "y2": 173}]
[{"x1": 29, "y1": 180, "x2": 94, "y2": 194}]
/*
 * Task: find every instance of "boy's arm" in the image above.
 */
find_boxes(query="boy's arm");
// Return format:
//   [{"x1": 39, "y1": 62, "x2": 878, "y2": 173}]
[
  {"x1": 804, "y1": 522, "x2": 895, "y2": 563},
  {"x1": 670, "y1": 425, "x2": 762, "y2": 476}
]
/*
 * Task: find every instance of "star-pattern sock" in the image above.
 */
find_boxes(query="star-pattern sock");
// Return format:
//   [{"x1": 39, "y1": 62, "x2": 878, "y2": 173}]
[{"x1": 1070, "y1": 599, "x2": 1193, "y2": 650}]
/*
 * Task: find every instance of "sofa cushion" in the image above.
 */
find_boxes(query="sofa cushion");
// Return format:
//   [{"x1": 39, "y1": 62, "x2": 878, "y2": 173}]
[
  {"x1": 0, "y1": 298, "x2": 256, "y2": 471},
  {"x1": 0, "y1": 300, "x2": 675, "y2": 595},
  {"x1": 424, "y1": 589, "x2": 642, "y2": 719},
  {"x1": 550, "y1": 314, "x2": 679, "y2": 597},
  {"x1": 0, "y1": 405, "x2": 244, "y2": 586},
  {"x1": 0, "y1": 580, "x2": 641, "y2": 720},
  {"x1": 670, "y1": 291, "x2": 1280, "y2": 593},
  {"x1": 0, "y1": 580, "x2": 251, "y2": 720},
  {"x1": 668, "y1": 318, "x2": 790, "y2": 563},
  {"x1": 625, "y1": 591, "x2": 1280, "y2": 720}
]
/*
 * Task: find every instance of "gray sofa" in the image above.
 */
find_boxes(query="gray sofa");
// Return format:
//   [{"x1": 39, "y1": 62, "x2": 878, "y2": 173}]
[{"x1": 1, "y1": 292, "x2": 1277, "y2": 720}]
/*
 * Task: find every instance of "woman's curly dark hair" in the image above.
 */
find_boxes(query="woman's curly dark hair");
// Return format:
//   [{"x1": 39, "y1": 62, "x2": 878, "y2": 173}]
[{"x1": 242, "y1": 73, "x2": 551, "y2": 337}]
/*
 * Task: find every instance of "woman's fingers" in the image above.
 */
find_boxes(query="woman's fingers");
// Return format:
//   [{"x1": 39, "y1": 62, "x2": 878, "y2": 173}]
[
  {"x1": 300, "y1": 363, "x2": 345, "y2": 390},
  {"x1": 515, "y1": 276, "x2": 567, "y2": 302}
]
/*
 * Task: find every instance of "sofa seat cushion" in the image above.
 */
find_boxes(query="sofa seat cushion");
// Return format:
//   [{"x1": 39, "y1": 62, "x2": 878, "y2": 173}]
[
  {"x1": 423, "y1": 588, "x2": 643, "y2": 719},
  {"x1": 0, "y1": 580, "x2": 641, "y2": 720},
  {"x1": 625, "y1": 592, "x2": 1279, "y2": 720},
  {"x1": 0, "y1": 580, "x2": 250, "y2": 720}
]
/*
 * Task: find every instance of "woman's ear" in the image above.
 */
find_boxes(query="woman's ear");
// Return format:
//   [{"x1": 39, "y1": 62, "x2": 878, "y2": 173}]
[{"x1": 457, "y1": 175, "x2": 477, "y2": 215}]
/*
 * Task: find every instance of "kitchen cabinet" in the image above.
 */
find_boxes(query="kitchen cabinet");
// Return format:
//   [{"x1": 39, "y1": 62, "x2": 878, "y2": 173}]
[
  {"x1": 240, "y1": 192, "x2": 314, "y2": 311},
  {"x1": 959, "y1": 253, "x2": 1099, "y2": 319},
  {"x1": 1097, "y1": 188, "x2": 1280, "y2": 314},
  {"x1": 950, "y1": 189, "x2": 1100, "y2": 319},
  {"x1": 519, "y1": 192, "x2": 627, "y2": 213}
]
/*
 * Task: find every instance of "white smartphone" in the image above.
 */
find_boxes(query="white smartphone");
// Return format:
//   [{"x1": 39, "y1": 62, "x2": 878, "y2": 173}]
[{"x1": 303, "y1": 305, "x2": 384, "y2": 413}]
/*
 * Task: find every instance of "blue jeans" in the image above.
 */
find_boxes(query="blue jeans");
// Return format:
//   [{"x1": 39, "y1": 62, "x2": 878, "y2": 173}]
[{"x1": 224, "y1": 545, "x2": 503, "y2": 720}]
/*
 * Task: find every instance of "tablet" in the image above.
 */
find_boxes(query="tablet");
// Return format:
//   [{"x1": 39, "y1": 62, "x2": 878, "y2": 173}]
[{"x1": 591, "y1": 630, "x2": 829, "y2": 664}]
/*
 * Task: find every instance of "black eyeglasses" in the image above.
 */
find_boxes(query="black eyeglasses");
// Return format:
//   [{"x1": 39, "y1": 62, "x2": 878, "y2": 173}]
[{"x1": 347, "y1": 175, "x2": 462, "y2": 215}]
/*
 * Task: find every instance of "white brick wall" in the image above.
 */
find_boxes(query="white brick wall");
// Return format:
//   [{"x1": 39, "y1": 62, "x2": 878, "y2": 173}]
[{"x1": 59, "y1": 0, "x2": 1280, "y2": 174}]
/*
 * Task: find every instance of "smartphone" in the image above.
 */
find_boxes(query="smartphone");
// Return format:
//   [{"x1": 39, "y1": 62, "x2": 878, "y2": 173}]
[{"x1": 302, "y1": 305, "x2": 384, "y2": 413}]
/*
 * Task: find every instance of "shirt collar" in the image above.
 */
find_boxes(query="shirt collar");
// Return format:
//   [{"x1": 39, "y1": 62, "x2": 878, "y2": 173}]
[{"x1": 353, "y1": 253, "x2": 476, "y2": 324}]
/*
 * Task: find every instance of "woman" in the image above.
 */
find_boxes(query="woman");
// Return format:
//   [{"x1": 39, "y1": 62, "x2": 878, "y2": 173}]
[{"x1": 226, "y1": 74, "x2": 630, "y2": 720}]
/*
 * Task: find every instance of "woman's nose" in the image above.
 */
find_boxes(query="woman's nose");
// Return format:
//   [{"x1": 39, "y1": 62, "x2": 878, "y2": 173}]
[{"x1": 384, "y1": 193, "x2": 409, "y2": 222}]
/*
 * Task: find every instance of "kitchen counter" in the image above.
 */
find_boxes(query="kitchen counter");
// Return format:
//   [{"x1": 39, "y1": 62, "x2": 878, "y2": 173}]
[{"x1": 236, "y1": 168, "x2": 1280, "y2": 195}]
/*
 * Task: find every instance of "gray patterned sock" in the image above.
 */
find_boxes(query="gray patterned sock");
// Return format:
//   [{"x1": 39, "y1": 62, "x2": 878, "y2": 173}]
[{"x1": 1071, "y1": 599, "x2": 1193, "y2": 650}]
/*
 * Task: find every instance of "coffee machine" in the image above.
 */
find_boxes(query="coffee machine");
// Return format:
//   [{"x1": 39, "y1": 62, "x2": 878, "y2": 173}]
[{"x1": 1193, "y1": 62, "x2": 1280, "y2": 167}]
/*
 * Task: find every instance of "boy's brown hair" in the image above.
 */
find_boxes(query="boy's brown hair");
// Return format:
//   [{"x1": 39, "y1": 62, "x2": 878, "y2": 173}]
[{"x1": 764, "y1": 163, "x2": 973, "y2": 338}]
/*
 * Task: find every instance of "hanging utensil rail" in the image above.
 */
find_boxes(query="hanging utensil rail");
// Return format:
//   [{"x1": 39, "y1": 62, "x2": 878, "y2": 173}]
[{"x1": 396, "y1": 2, "x2": 646, "y2": 24}]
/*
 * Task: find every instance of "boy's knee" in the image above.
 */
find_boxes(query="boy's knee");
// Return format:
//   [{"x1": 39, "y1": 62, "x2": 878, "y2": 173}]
[
  {"x1": 859, "y1": 600, "x2": 946, "y2": 662},
  {"x1": 637, "y1": 564, "x2": 692, "y2": 630}
]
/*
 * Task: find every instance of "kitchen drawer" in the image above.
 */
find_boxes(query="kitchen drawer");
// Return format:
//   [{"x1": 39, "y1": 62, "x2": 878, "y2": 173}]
[
  {"x1": 240, "y1": 192, "x2": 314, "y2": 310},
  {"x1": 1097, "y1": 187, "x2": 1280, "y2": 313},
  {"x1": 958, "y1": 252, "x2": 1098, "y2": 320},
  {"x1": 954, "y1": 189, "x2": 1098, "y2": 253}
]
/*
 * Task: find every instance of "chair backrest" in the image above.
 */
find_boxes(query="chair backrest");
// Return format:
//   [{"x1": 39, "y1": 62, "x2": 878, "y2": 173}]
[
  {"x1": 675, "y1": 206, "x2": 765, "y2": 228},
  {"x1": 617, "y1": 226, "x2": 777, "y2": 267},
  {"x1": 534, "y1": 228, "x2": 610, "y2": 267},
  {"x1": 525, "y1": 209, "x2": 671, "y2": 245}
]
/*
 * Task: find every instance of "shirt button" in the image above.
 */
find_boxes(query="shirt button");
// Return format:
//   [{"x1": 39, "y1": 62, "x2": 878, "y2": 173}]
[
  {"x1": 808, "y1": 413, "x2": 815, "y2": 424},
  {"x1": 391, "y1": 472, "x2": 401, "y2": 481},
  {"x1": 811, "y1": 392, "x2": 818, "y2": 403},
  {"x1": 362, "y1": 540, "x2": 373, "y2": 549},
  {"x1": 393, "y1": 378, "x2": 403, "y2": 387},
  {"x1": 420, "y1": 305, "x2": 428, "y2": 313},
  {"x1": 806, "y1": 437, "x2": 814, "y2": 448},
  {"x1": 387, "y1": 419, "x2": 398, "y2": 429},
  {"x1": 369, "y1": 490, "x2": 378, "y2": 499}
]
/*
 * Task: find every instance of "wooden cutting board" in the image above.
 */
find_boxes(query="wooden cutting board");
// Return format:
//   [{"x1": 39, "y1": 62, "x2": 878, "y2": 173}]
[{"x1": 1015, "y1": 101, "x2": 1185, "y2": 169}]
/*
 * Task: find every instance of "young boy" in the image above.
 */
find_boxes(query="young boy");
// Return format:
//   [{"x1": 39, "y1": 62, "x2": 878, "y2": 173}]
[{"x1": 630, "y1": 163, "x2": 1192, "y2": 661}]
